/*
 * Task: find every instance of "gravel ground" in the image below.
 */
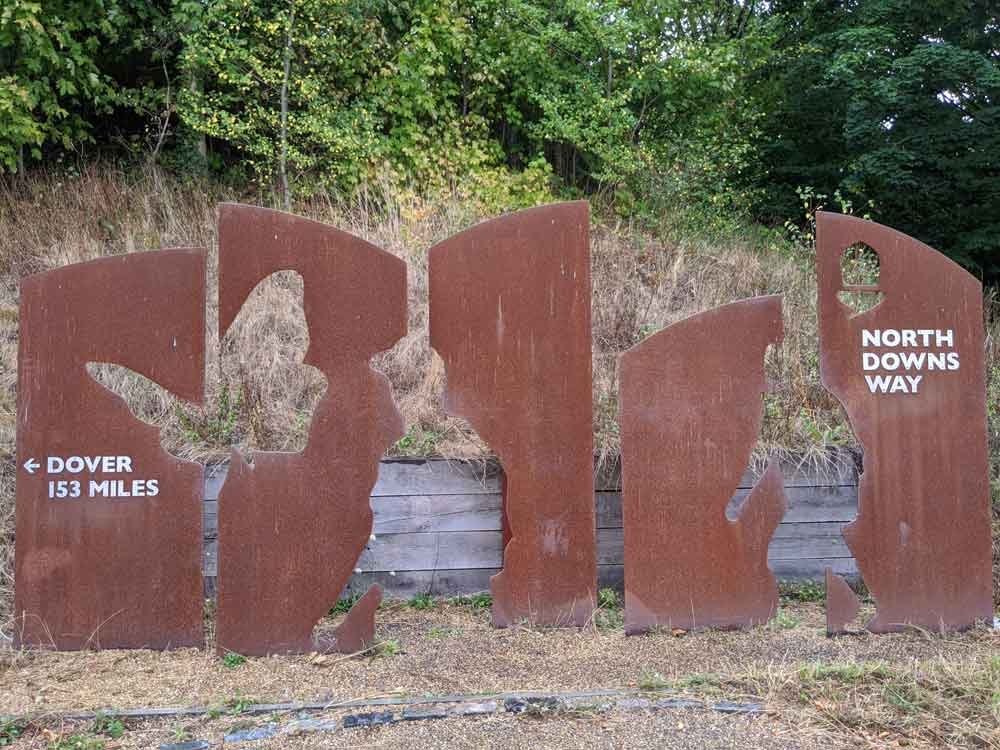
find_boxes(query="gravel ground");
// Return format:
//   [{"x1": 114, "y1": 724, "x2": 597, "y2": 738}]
[
  {"x1": 1, "y1": 601, "x2": 996, "y2": 749},
  {"x1": 1, "y1": 601, "x2": 991, "y2": 715},
  {"x1": 9, "y1": 707, "x2": 845, "y2": 749}
]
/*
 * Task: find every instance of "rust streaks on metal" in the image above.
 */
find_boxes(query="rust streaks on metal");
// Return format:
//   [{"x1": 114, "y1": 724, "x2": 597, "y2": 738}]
[
  {"x1": 215, "y1": 204, "x2": 405, "y2": 655},
  {"x1": 15, "y1": 248, "x2": 207, "y2": 650},
  {"x1": 816, "y1": 212, "x2": 992, "y2": 632},
  {"x1": 429, "y1": 202, "x2": 597, "y2": 627},
  {"x1": 619, "y1": 296, "x2": 786, "y2": 634}
]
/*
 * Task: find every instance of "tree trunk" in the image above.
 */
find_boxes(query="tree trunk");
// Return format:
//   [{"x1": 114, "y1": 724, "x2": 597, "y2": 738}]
[
  {"x1": 189, "y1": 75, "x2": 207, "y2": 165},
  {"x1": 279, "y1": 3, "x2": 296, "y2": 212}
]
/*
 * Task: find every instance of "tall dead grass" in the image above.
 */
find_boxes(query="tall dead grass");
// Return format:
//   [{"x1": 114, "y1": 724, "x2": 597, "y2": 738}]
[{"x1": 0, "y1": 165, "x2": 998, "y2": 625}]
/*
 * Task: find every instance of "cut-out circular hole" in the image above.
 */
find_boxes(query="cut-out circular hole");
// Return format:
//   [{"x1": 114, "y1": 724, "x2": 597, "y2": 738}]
[
  {"x1": 840, "y1": 242, "x2": 881, "y2": 287},
  {"x1": 839, "y1": 243, "x2": 883, "y2": 315}
]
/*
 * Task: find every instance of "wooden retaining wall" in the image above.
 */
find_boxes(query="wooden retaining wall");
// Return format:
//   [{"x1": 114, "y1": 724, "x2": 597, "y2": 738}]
[{"x1": 202, "y1": 457, "x2": 860, "y2": 599}]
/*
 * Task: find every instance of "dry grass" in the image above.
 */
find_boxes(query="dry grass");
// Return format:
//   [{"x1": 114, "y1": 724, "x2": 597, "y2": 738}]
[{"x1": 0, "y1": 164, "x2": 999, "y2": 627}]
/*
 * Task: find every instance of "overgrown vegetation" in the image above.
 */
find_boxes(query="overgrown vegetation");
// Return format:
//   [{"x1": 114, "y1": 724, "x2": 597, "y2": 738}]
[
  {"x1": 221, "y1": 652, "x2": 247, "y2": 669},
  {"x1": 3, "y1": 1, "x2": 997, "y2": 277}
]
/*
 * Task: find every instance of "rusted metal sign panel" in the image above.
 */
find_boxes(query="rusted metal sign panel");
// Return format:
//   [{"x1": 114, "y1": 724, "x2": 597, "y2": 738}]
[
  {"x1": 429, "y1": 202, "x2": 597, "y2": 627},
  {"x1": 15, "y1": 249, "x2": 207, "y2": 650},
  {"x1": 215, "y1": 204, "x2": 405, "y2": 655},
  {"x1": 619, "y1": 296, "x2": 786, "y2": 633},
  {"x1": 817, "y1": 212, "x2": 992, "y2": 632}
]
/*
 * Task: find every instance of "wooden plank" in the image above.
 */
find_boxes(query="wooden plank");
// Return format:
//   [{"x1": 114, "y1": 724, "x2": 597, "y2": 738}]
[
  {"x1": 206, "y1": 455, "x2": 859, "y2": 500},
  {"x1": 372, "y1": 460, "x2": 502, "y2": 496},
  {"x1": 205, "y1": 459, "x2": 503, "y2": 500},
  {"x1": 203, "y1": 485, "x2": 858, "y2": 538},
  {"x1": 594, "y1": 455, "x2": 858, "y2": 491},
  {"x1": 356, "y1": 530, "x2": 502, "y2": 571},
  {"x1": 202, "y1": 558, "x2": 859, "y2": 600},
  {"x1": 203, "y1": 493, "x2": 503, "y2": 538},
  {"x1": 334, "y1": 558, "x2": 859, "y2": 599},
  {"x1": 596, "y1": 486, "x2": 857, "y2": 527},
  {"x1": 592, "y1": 559, "x2": 858, "y2": 592},
  {"x1": 205, "y1": 524, "x2": 851, "y2": 577},
  {"x1": 596, "y1": 525, "x2": 849, "y2": 565}
]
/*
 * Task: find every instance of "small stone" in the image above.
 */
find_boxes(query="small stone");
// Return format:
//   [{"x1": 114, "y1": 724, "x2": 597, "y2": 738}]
[
  {"x1": 712, "y1": 701, "x2": 763, "y2": 714},
  {"x1": 653, "y1": 698, "x2": 703, "y2": 711},
  {"x1": 223, "y1": 723, "x2": 278, "y2": 742},
  {"x1": 450, "y1": 701, "x2": 498, "y2": 717},
  {"x1": 671, "y1": 628, "x2": 687, "y2": 637},
  {"x1": 159, "y1": 742, "x2": 210, "y2": 750},
  {"x1": 616, "y1": 698, "x2": 652, "y2": 711},
  {"x1": 402, "y1": 708, "x2": 449, "y2": 722},
  {"x1": 504, "y1": 696, "x2": 559, "y2": 714},
  {"x1": 280, "y1": 717, "x2": 338, "y2": 735},
  {"x1": 341, "y1": 711, "x2": 394, "y2": 729},
  {"x1": 504, "y1": 697, "x2": 527, "y2": 714}
]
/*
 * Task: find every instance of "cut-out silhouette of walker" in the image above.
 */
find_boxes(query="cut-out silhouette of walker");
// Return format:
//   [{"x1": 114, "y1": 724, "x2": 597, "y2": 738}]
[{"x1": 214, "y1": 205, "x2": 406, "y2": 655}]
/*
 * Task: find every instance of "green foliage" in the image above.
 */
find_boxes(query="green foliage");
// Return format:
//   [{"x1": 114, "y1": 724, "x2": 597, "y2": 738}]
[
  {"x1": 0, "y1": 0, "x2": 125, "y2": 171},
  {"x1": 330, "y1": 592, "x2": 361, "y2": 615},
  {"x1": 222, "y1": 651, "x2": 247, "y2": 669},
  {"x1": 374, "y1": 638, "x2": 402, "y2": 657},
  {"x1": 178, "y1": 0, "x2": 385, "y2": 192},
  {"x1": 770, "y1": 608, "x2": 801, "y2": 630},
  {"x1": 5, "y1": 0, "x2": 998, "y2": 273},
  {"x1": 798, "y1": 662, "x2": 894, "y2": 685},
  {"x1": 394, "y1": 425, "x2": 444, "y2": 456},
  {"x1": 225, "y1": 695, "x2": 257, "y2": 714},
  {"x1": 177, "y1": 385, "x2": 241, "y2": 448},
  {"x1": 449, "y1": 592, "x2": 492, "y2": 610},
  {"x1": 757, "y1": 0, "x2": 1000, "y2": 278},
  {"x1": 90, "y1": 714, "x2": 124, "y2": 739},
  {"x1": 779, "y1": 579, "x2": 826, "y2": 603},
  {"x1": 48, "y1": 734, "x2": 105, "y2": 750},
  {"x1": 637, "y1": 670, "x2": 669, "y2": 691},
  {"x1": 407, "y1": 592, "x2": 435, "y2": 610},
  {"x1": 0, "y1": 720, "x2": 25, "y2": 747},
  {"x1": 595, "y1": 589, "x2": 624, "y2": 630},
  {"x1": 597, "y1": 587, "x2": 620, "y2": 610}
]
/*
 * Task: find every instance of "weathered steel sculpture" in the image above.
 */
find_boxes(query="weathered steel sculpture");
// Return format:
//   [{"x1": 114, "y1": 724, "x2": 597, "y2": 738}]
[
  {"x1": 15, "y1": 249, "x2": 206, "y2": 649},
  {"x1": 817, "y1": 212, "x2": 992, "y2": 632},
  {"x1": 429, "y1": 202, "x2": 597, "y2": 627},
  {"x1": 215, "y1": 204, "x2": 405, "y2": 655},
  {"x1": 619, "y1": 296, "x2": 787, "y2": 633}
]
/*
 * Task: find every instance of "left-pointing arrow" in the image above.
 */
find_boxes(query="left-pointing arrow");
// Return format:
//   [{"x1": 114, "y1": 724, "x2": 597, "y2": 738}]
[{"x1": 23, "y1": 458, "x2": 40, "y2": 474}]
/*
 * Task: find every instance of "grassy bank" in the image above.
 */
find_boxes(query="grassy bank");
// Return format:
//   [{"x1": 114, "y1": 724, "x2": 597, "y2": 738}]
[{"x1": 0, "y1": 165, "x2": 998, "y2": 625}]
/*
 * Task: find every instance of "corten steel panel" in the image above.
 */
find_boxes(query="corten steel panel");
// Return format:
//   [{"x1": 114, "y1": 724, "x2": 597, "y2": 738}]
[
  {"x1": 429, "y1": 202, "x2": 596, "y2": 627},
  {"x1": 816, "y1": 212, "x2": 992, "y2": 632},
  {"x1": 215, "y1": 204, "x2": 405, "y2": 656},
  {"x1": 15, "y1": 249, "x2": 206, "y2": 650},
  {"x1": 619, "y1": 296, "x2": 787, "y2": 634},
  {"x1": 825, "y1": 569, "x2": 860, "y2": 636}
]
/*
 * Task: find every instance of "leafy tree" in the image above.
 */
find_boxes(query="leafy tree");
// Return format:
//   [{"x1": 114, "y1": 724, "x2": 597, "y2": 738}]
[
  {"x1": 178, "y1": 0, "x2": 387, "y2": 194},
  {"x1": 756, "y1": 0, "x2": 1000, "y2": 278},
  {"x1": 0, "y1": 0, "x2": 126, "y2": 172}
]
